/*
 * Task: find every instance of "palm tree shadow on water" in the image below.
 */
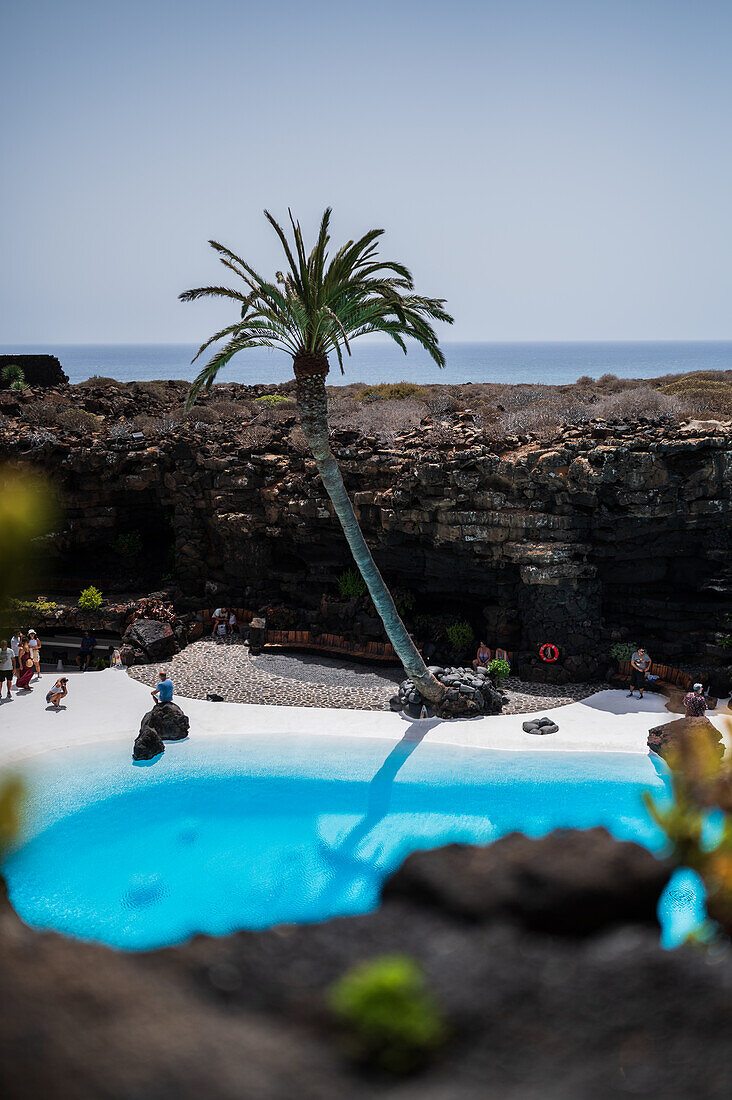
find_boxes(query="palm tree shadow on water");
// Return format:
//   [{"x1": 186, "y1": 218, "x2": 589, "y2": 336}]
[{"x1": 314, "y1": 721, "x2": 441, "y2": 914}]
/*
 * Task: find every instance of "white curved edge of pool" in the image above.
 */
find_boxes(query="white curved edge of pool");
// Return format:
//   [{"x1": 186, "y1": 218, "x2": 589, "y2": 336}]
[{"x1": 0, "y1": 667, "x2": 729, "y2": 771}]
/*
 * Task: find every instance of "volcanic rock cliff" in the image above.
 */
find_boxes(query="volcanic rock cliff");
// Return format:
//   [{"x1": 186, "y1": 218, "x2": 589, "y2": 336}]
[{"x1": 1, "y1": 381, "x2": 730, "y2": 680}]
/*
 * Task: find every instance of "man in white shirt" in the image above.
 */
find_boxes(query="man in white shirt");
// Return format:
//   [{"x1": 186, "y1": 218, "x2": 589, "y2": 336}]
[{"x1": 10, "y1": 631, "x2": 21, "y2": 674}]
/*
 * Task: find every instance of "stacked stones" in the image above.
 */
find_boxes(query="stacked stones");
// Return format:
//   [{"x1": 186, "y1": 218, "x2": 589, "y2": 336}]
[
  {"x1": 393, "y1": 665, "x2": 505, "y2": 718},
  {"x1": 522, "y1": 715, "x2": 559, "y2": 735}
]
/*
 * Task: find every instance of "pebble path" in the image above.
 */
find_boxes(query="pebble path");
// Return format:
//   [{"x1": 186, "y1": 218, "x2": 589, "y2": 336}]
[{"x1": 127, "y1": 637, "x2": 605, "y2": 714}]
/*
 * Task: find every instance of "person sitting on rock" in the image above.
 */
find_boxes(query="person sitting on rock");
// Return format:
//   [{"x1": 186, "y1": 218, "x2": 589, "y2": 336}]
[
  {"x1": 46, "y1": 677, "x2": 68, "y2": 708},
  {"x1": 76, "y1": 630, "x2": 97, "y2": 671},
  {"x1": 472, "y1": 641, "x2": 492, "y2": 671},
  {"x1": 495, "y1": 646, "x2": 510, "y2": 665},
  {"x1": 211, "y1": 607, "x2": 226, "y2": 636},
  {"x1": 151, "y1": 669, "x2": 174, "y2": 704},
  {"x1": 683, "y1": 683, "x2": 708, "y2": 718}
]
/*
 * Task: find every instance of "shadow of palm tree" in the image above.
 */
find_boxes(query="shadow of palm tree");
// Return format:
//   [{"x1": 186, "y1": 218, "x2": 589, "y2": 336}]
[{"x1": 314, "y1": 726, "x2": 434, "y2": 909}]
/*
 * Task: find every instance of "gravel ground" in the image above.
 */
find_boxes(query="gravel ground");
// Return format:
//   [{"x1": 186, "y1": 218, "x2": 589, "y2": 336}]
[{"x1": 127, "y1": 637, "x2": 605, "y2": 714}]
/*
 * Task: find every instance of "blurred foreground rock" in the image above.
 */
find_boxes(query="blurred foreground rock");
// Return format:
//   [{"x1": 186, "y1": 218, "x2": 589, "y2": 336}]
[{"x1": 1, "y1": 829, "x2": 730, "y2": 1099}]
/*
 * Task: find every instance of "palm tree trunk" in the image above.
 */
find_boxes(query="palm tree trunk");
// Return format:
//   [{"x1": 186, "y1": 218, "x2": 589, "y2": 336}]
[{"x1": 294, "y1": 356, "x2": 445, "y2": 704}]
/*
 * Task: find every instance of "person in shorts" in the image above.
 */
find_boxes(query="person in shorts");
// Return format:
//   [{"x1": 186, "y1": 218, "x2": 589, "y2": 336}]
[
  {"x1": 628, "y1": 647, "x2": 651, "y2": 698},
  {"x1": 27, "y1": 629, "x2": 41, "y2": 679},
  {"x1": 151, "y1": 669, "x2": 174, "y2": 704},
  {"x1": 0, "y1": 641, "x2": 14, "y2": 699},
  {"x1": 46, "y1": 677, "x2": 68, "y2": 708},
  {"x1": 211, "y1": 608, "x2": 226, "y2": 636},
  {"x1": 76, "y1": 630, "x2": 97, "y2": 671}
]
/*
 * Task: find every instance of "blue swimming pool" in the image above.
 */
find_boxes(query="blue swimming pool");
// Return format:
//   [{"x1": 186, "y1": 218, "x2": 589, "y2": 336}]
[{"x1": 1, "y1": 735, "x2": 704, "y2": 951}]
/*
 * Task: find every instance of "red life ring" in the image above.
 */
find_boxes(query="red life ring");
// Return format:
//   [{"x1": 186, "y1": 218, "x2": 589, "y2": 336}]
[{"x1": 539, "y1": 643, "x2": 559, "y2": 663}]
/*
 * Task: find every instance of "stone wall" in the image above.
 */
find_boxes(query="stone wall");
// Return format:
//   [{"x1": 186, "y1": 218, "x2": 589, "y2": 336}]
[{"x1": 1, "y1": 396, "x2": 730, "y2": 680}]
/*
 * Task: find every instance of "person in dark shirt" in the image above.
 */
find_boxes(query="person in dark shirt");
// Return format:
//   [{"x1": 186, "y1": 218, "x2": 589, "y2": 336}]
[
  {"x1": 683, "y1": 684, "x2": 708, "y2": 718},
  {"x1": 76, "y1": 630, "x2": 97, "y2": 671}
]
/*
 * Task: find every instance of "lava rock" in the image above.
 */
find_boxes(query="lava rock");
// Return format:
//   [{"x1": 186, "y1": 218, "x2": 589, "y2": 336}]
[
  {"x1": 133, "y1": 725, "x2": 165, "y2": 761},
  {"x1": 648, "y1": 716, "x2": 724, "y2": 761},
  {"x1": 522, "y1": 716, "x2": 559, "y2": 734},
  {"x1": 205, "y1": 693, "x2": 224, "y2": 702},
  {"x1": 123, "y1": 618, "x2": 178, "y2": 662},
  {"x1": 141, "y1": 702, "x2": 190, "y2": 742},
  {"x1": 384, "y1": 827, "x2": 672, "y2": 935}
]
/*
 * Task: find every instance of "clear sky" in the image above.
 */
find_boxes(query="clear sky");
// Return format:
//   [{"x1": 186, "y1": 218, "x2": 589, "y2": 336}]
[{"x1": 2, "y1": 0, "x2": 731, "y2": 343}]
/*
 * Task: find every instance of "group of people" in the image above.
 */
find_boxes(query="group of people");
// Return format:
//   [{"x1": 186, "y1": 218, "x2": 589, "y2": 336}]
[
  {"x1": 211, "y1": 608, "x2": 239, "y2": 637},
  {"x1": 628, "y1": 646, "x2": 710, "y2": 717},
  {"x1": 472, "y1": 642, "x2": 510, "y2": 671},
  {"x1": 1, "y1": 631, "x2": 68, "y2": 707}
]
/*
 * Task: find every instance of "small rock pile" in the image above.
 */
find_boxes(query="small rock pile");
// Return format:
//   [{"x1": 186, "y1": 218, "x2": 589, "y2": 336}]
[
  {"x1": 522, "y1": 716, "x2": 559, "y2": 735},
  {"x1": 392, "y1": 665, "x2": 505, "y2": 718}
]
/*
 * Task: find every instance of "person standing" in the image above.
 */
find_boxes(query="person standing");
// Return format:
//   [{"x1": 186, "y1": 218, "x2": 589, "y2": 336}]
[
  {"x1": 10, "y1": 630, "x2": 22, "y2": 675},
  {"x1": 151, "y1": 669, "x2": 174, "y2": 704},
  {"x1": 27, "y1": 629, "x2": 41, "y2": 679},
  {"x1": 0, "y1": 641, "x2": 14, "y2": 699},
  {"x1": 683, "y1": 683, "x2": 708, "y2": 718},
  {"x1": 628, "y1": 646, "x2": 651, "y2": 699}
]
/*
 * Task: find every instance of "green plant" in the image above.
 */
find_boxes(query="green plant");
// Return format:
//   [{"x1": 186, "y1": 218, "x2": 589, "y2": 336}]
[
  {"x1": 181, "y1": 207, "x2": 453, "y2": 707},
  {"x1": 393, "y1": 587, "x2": 415, "y2": 618},
  {"x1": 338, "y1": 567, "x2": 367, "y2": 599},
  {"x1": 1, "y1": 363, "x2": 26, "y2": 389},
  {"x1": 355, "y1": 382, "x2": 427, "y2": 403},
  {"x1": 445, "y1": 618, "x2": 475, "y2": 653},
  {"x1": 113, "y1": 531, "x2": 143, "y2": 558},
  {"x1": 78, "y1": 586, "x2": 103, "y2": 610},
  {"x1": 254, "y1": 393, "x2": 293, "y2": 408},
  {"x1": 8, "y1": 597, "x2": 58, "y2": 619},
  {"x1": 610, "y1": 641, "x2": 637, "y2": 662},
  {"x1": 328, "y1": 955, "x2": 446, "y2": 1074},
  {"x1": 93, "y1": 656, "x2": 110, "y2": 671},
  {"x1": 487, "y1": 657, "x2": 511, "y2": 681},
  {"x1": 643, "y1": 720, "x2": 732, "y2": 938}
]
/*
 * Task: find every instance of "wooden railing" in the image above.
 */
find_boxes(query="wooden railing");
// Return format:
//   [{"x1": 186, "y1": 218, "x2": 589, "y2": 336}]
[{"x1": 264, "y1": 628, "x2": 398, "y2": 663}]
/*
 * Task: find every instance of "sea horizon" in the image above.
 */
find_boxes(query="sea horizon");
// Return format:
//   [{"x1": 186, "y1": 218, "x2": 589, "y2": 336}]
[{"x1": 2, "y1": 339, "x2": 731, "y2": 387}]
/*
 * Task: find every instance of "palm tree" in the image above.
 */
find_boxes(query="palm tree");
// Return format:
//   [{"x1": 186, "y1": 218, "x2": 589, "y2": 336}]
[{"x1": 181, "y1": 208, "x2": 453, "y2": 704}]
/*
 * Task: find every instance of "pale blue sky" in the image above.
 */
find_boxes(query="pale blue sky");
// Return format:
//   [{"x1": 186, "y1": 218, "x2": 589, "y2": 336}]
[{"x1": 2, "y1": 0, "x2": 731, "y2": 343}]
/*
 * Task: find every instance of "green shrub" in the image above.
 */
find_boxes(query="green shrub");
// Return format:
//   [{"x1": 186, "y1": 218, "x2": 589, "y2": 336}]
[
  {"x1": 610, "y1": 641, "x2": 637, "y2": 662},
  {"x1": 355, "y1": 382, "x2": 427, "y2": 404},
  {"x1": 113, "y1": 531, "x2": 143, "y2": 558},
  {"x1": 78, "y1": 586, "x2": 103, "y2": 610},
  {"x1": 487, "y1": 657, "x2": 511, "y2": 680},
  {"x1": 1, "y1": 364, "x2": 26, "y2": 388},
  {"x1": 393, "y1": 588, "x2": 415, "y2": 618},
  {"x1": 254, "y1": 393, "x2": 293, "y2": 408},
  {"x1": 328, "y1": 955, "x2": 446, "y2": 1074},
  {"x1": 8, "y1": 596, "x2": 58, "y2": 618},
  {"x1": 445, "y1": 619, "x2": 475, "y2": 653},
  {"x1": 93, "y1": 656, "x2": 110, "y2": 670},
  {"x1": 338, "y1": 568, "x2": 368, "y2": 599}
]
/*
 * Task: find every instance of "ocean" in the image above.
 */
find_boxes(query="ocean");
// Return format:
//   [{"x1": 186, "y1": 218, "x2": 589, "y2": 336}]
[{"x1": 2, "y1": 341, "x2": 731, "y2": 387}]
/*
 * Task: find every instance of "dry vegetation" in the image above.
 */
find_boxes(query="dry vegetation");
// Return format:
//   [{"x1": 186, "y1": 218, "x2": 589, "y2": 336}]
[{"x1": 6, "y1": 369, "x2": 732, "y2": 447}]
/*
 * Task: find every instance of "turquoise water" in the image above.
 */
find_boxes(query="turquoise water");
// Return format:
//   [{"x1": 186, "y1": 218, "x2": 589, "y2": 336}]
[
  {"x1": 2, "y1": 341, "x2": 731, "y2": 386},
  {"x1": 1, "y1": 736, "x2": 703, "y2": 951}
]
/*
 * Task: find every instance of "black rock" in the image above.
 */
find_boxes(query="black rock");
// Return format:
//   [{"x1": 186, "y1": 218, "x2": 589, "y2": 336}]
[
  {"x1": 648, "y1": 716, "x2": 723, "y2": 761},
  {"x1": 384, "y1": 827, "x2": 672, "y2": 935},
  {"x1": 133, "y1": 725, "x2": 165, "y2": 761},
  {"x1": 124, "y1": 618, "x2": 178, "y2": 662},
  {"x1": 141, "y1": 702, "x2": 190, "y2": 742},
  {"x1": 206, "y1": 693, "x2": 224, "y2": 702}
]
